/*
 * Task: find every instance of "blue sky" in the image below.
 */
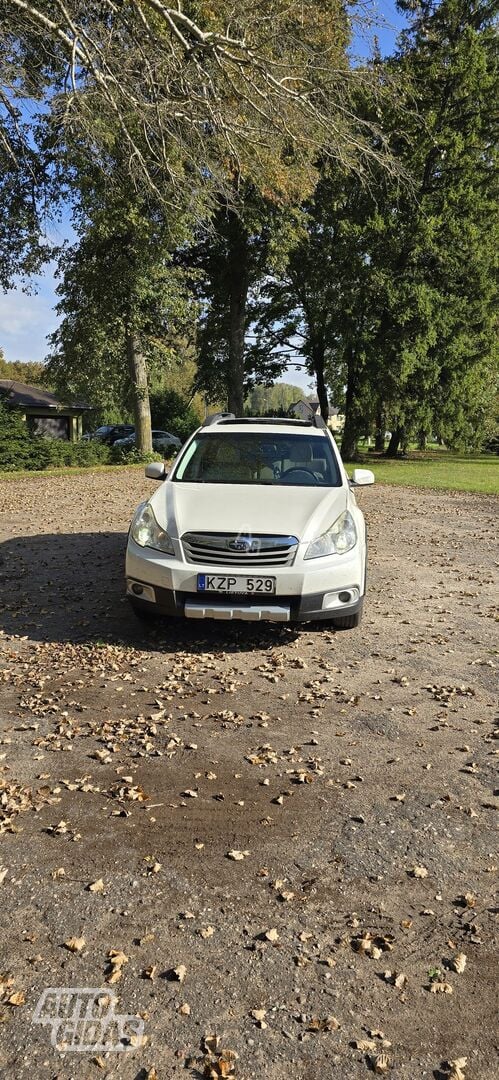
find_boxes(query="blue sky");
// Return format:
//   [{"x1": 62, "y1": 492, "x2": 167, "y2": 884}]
[{"x1": 1, "y1": 2, "x2": 404, "y2": 392}]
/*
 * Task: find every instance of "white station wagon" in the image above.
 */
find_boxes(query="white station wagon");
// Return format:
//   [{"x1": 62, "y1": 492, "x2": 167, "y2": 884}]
[{"x1": 126, "y1": 413, "x2": 374, "y2": 628}]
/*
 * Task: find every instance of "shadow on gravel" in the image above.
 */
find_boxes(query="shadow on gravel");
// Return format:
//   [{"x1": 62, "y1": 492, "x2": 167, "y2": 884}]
[{"x1": 0, "y1": 531, "x2": 306, "y2": 654}]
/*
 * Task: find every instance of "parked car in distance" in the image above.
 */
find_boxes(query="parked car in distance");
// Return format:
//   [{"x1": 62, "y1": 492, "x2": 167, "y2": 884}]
[
  {"x1": 84, "y1": 424, "x2": 135, "y2": 445},
  {"x1": 115, "y1": 430, "x2": 182, "y2": 452},
  {"x1": 126, "y1": 412, "x2": 374, "y2": 629}
]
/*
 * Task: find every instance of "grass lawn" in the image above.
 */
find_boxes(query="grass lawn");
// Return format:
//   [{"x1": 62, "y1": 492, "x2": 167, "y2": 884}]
[{"x1": 344, "y1": 451, "x2": 499, "y2": 495}]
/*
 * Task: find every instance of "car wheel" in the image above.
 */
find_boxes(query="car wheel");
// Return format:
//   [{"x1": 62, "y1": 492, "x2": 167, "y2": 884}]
[{"x1": 331, "y1": 609, "x2": 362, "y2": 630}]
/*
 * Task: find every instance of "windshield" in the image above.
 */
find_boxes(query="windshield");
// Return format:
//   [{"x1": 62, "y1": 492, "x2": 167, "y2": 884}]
[{"x1": 173, "y1": 432, "x2": 341, "y2": 486}]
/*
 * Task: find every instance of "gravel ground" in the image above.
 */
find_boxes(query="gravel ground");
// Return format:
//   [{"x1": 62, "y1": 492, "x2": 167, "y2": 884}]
[{"x1": 0, "y1": 469, "x2": 497, "y2": 1080}]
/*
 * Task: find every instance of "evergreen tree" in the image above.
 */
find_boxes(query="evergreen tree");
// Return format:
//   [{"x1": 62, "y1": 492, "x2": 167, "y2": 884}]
[
  {"x1": 252, "y1": 0, "x2": 498, "y2": 455},
  {"x1": 361, "y1": 0, "x2": 498, "y2": 455}
]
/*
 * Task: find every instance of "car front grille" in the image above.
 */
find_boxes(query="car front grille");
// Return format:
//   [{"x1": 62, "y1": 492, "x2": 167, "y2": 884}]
[{"x1": 182, "y1": 532, "x2": 298, "y2": 567}]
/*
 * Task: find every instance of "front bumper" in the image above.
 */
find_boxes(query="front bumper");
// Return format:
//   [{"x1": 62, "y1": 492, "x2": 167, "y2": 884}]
[{"x1": 125, "y1": 537, "x2": 365, "y2": 623}]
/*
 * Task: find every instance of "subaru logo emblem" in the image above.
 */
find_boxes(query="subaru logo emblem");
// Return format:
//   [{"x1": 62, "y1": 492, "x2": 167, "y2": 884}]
[{"x1": 228, "y1": 538, "x2": 252, "y2": 552}]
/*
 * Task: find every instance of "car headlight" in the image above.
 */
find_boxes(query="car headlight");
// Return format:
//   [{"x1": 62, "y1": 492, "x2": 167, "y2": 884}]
[
  {"x1": 130, "y1": 503, "x2": 175, "y2": 555},
  {"x1": 304, "y1": 510, "x2": 357, "y2": 559}
]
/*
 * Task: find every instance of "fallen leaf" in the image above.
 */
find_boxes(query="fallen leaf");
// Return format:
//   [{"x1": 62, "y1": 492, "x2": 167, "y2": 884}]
[
  {"x1": 64, "y1": 936, "x2": 85, "y2": 953},
  {"x1": 354, "y1": 1038, "x2": 377, "y2": 1052},
  {"x1": 372, "y1": 1052, "x2": 390, "y2": 1073},
  {"x1": 250, "y1": 1008, "x2": 267, "y2": 1022},
  {"x1": 430, "y1": 980, "x2": 453, "y2": 994},
  {"x1": 129, "y1": 1033, "x2": 148, "y2": 1048},
  {"x1": 447, "y1": 1058, "x2": 467, "y2": 1080},
  {"x1": 451, "y1": 953, "x2": 467, "y2": 974},
  {"x1": 384, "y1": 970, "x2": 407, "y2": 989},
  {"x1": 7, "y1": 991, "x2": 25, "y2": 1006},
  {"x1": 172, "y1": 964, "x2": 187, "y2": 982},
  {"x1": 107, "y1": 949, "x2": 129, "y2": 967},
  {"x1": 307, "y1": 1016, "x2": 339, "y2": 1032},
  {"x1": 87, "y1": 878, "x2": 104, "y2": 893}
]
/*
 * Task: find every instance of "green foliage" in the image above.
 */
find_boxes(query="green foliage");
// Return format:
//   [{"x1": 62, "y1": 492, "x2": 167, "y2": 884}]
[
  {"x1": 26, "y1": 437, "x2": 111, "y2": 471},
  {"x1": 0, "y1": 400, "x2": 32, "y2": 470},
  {"x1": 0, "y1": 112, "x2": 51, "y2": 290},
  {"x1": 252, "y1": 0, "x2": 498, "y2": 454},
  {"x1": 0, "y1": 401, "x2": 112, "y2": 471},
  {"x1": 244, "y1": 383, "x2": 312, "y2": 415},
  {"x1": 109, "y1": 445, "x2": 158, "y2": 466},
  {"x1": 0, "y1": 356, "x2": 49, "y2": 386},
  {"x1": 149, "y1": 389, "x2": 201, "y2": 443}
]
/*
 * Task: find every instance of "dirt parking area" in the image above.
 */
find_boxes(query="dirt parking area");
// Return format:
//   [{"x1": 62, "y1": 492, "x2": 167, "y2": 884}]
[{"x1": 0, "y1": 469, "x2": 497, "y2": 1080}]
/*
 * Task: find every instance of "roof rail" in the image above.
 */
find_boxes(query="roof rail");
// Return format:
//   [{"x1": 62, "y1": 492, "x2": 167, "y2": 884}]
[
  {"x1": 311, "y1": 412, "x2": 328, "y2": 431},
  {"x1": 202, "y1": 411, "x2": 235, "y2": 427},
  {"x1": 218, "y1": 416, "x2": 314, "y2": 428}
]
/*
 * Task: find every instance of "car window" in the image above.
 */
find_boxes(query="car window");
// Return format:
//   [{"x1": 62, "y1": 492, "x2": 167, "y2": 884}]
[{"x1": 172, "y1": 433, "x2": 341, "y2": 486}]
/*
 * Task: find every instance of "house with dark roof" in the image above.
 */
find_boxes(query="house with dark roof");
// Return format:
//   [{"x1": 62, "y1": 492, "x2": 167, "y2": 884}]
[
  {"x1": 0, "y1": 380, "x2": 90, "y2": 441},
  {"x1": 290, "y1": 398, "x2": 345, "y2": 434}
]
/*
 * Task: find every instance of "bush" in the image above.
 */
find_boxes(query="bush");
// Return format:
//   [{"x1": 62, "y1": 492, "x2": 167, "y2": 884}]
[
  {"x1": 0, "y1": 398, "x2": 180, "y2": 472},
  {"x1": 110, "y1": 444, "x2": 158, "y2": 465},
  {"x1": 0, "y1": 402, "x2": 114, "y2": 471},
  {"x1": 0, "y1": 400, "x2": 32, "y2": 470},
  {"x1": 62, "y1": 440, "x2": 112, "y2": 467},
  {"x1": 24, "y1": 437, "x2": 112, "y2": 470}
]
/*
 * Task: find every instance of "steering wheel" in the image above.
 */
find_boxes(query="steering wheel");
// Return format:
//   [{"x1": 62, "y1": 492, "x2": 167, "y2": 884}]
[{"x1": 280, "y1": 467, "x2": 318, "y2": 481}]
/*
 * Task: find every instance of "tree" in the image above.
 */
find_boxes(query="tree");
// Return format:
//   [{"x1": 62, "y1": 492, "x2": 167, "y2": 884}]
[
  {"x1": 0, "y1": 96, "x2": 51, "y2": 289},
  {"x1": 245, "y1": 382, "x2": 312, "y2": 415},
  {"x1": 187, "y1": 183, "x2": 308, "y2": 412},
  {"x1": 249, "y1": 152, "x2": 378, "y2": 427},
  {"x1": 2, "y1": 3, "x2": 398, "y2": 434},
  {"x1": 359, "y1": 0, "x2": 498, "y2": 456},
  {"x1": 0, "y1": 353, "x2": 47, "y2": 385},
  {"x1": 46, "y1": 160, "x2": 198, "y2": 450},
  {"x1": 3, "y1": 1, "x2": 390, "y2": 202},
  {"x1": 252, "y1": 0, "x2": 498, "y2": 455}
]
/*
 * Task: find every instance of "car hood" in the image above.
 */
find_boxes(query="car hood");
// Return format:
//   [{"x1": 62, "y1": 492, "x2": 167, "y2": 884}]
[{"x1": 149, "y1": 482, "x2": 348, "y2": 544}]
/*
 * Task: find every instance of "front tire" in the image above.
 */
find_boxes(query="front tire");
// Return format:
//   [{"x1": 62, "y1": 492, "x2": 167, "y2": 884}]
[{"x1": 331, "y1": 609, "x2": 362, "y2": 630}]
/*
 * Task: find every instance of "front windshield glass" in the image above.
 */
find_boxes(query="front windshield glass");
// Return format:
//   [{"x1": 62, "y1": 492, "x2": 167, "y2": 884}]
[{"x1": 173, "y1": 433, "x2": 341, "y2": 486}]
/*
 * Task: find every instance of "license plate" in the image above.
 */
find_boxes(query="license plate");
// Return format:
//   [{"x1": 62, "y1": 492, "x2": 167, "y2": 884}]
[{"x1": 197, "y1": 574, "x2": 276, "y2": 595}]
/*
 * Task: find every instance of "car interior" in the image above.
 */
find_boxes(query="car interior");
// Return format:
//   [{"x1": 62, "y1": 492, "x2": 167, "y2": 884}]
[{"x1": 175, "y1": 434, "x2": 340, "y2": 485}]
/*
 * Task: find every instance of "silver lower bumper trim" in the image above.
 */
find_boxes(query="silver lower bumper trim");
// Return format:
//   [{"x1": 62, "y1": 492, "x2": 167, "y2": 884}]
[{"x1": 184, "y1": 602, "x2": 290, "y2": 623}]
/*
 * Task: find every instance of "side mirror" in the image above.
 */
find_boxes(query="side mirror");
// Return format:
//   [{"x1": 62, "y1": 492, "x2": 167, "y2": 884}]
[
  {"x1": 145, "y1": 462, "x2": 167, "y2": 481},
  {"x1": 351, "y1": 468, "x2": 375, "y2": 486}
]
